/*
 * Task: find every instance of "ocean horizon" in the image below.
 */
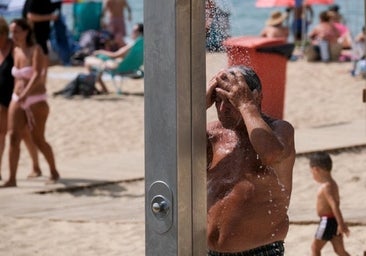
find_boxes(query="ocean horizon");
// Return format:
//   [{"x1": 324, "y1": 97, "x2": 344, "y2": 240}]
[
  {"x1": 124, "y1": 0, "x2": 364, "y2": 41},
  {"x1": 2, "y1": 0, "x2": 363, "y2": 43}
]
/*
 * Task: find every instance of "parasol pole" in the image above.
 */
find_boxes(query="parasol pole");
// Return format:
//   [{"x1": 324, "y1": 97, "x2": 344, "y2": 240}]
[{"x1": 300, "y1": 0, "x2": 307, "y2": 53}]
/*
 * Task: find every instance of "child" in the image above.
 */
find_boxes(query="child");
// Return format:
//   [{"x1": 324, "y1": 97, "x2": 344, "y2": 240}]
[{"x1": 309, "y1": 152, "x2": 350, "y2": 256}]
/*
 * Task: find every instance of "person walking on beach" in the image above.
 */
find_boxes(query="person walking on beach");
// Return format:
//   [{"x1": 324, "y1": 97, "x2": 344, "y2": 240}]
[
  {"x1": 309, "y1": 151, "x2": 350, "y2": 256},
  {"x1": 0, "y1": 17, "x2": 42, "y2": 182},
  {"x1": 206, "y1": 65, "x2": 296, "y2": 255},
  {"x1": 2, "y1": 19, "x2": 59, "y2": 187},
  {"x1": 102, "y1": 0, "x2": 132, "y2": 48}
]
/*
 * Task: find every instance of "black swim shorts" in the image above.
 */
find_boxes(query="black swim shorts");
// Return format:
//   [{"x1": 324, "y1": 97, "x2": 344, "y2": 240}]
[
  {"x1": 208, "y1": 241, "x2": 285, "y2": 256},
  {"x1": 315, "y1": 216, "x2": 338, "y2": 241}
]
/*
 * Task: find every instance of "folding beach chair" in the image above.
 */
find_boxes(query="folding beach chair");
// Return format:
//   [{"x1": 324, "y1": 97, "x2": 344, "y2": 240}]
[{"x1": 104, "y1": 36, "x2": 144, "y2": 94}]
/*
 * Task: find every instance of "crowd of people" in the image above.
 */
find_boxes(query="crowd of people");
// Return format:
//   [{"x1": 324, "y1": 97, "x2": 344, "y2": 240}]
[
  {"x1": 259, "y1": 4, "x2": 364, "y2": 65},
  {"x1": 0, "y1": 0, "x2": 140, "y2": 187}
]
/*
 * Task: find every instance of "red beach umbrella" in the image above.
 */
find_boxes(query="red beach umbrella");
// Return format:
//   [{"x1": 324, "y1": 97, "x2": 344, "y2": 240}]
[{"x1": 256, "y1": 0, "x2": 333, "y2": 8}]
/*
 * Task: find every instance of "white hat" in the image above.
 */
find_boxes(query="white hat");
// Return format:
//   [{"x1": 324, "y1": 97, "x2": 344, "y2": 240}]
[{"x1": 266, "y1": 11, "x2": 287, "y2": 26}]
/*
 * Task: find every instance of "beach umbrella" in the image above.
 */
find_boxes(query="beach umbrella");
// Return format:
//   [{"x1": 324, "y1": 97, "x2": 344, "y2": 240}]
[{"x1": 256, "y1": 0, "x2": 333, "y2": 8}]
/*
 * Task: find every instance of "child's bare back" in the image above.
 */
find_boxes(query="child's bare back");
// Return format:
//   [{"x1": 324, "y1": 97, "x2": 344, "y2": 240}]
[{"x1": 316, "y1": 178, "x2": 340, "y2": 217}]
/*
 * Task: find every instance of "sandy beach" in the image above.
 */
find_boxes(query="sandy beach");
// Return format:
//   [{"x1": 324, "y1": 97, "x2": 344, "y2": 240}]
[{"x1": 0, "y1": 52, "x2": 365, "y2": 255}]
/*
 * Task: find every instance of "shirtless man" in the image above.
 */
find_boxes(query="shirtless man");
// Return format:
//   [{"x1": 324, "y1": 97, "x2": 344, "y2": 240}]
[
  {"x1": 206, "y1": 66, "x2": 296, "y2": 255},
  {"x1": 309, "y1": 152, "x2": 350, "y2": 256},
  {"x1": 102, "y1": 0, "x2": 132, "y2": 47}
]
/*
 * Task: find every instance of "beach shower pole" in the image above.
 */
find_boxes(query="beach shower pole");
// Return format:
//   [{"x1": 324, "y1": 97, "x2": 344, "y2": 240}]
[{"x1": 144, "y1": 0, "x2": 206, "y2": 255}]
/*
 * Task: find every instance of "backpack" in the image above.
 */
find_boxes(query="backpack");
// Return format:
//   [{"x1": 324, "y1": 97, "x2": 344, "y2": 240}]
[{"x1": 53, "y1": 73, "x2": 98, "y2": 98}]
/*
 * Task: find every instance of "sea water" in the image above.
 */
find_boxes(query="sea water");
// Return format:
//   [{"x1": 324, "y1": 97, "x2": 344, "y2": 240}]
[
  {"x1": 3, "y1": 0, "x2": 363, "y2": 43},
  {"x1": 119, "y1": 0, "x2": 363, "y2": 39}
]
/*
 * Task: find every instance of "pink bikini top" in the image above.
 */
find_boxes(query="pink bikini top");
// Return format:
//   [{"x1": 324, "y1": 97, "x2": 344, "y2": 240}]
[{"x1": 11, "y1": 66, "x2": 34, "y2": 79}]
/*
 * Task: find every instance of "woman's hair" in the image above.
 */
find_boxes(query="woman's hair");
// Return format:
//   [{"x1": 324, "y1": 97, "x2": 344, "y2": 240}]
[
  {"x1": 309, "y1": 151, "x2": 333, "y2": 172},
  {"x1": 0, "y1": 16, "x2": 9, "y2": 37},
  {"x1": 319, "y1": 11, "x2": 330, "y2": 22},
  {"x1": 227, "y1": 65, "x2": 262, "y2": 92},
  {"x1": 11, "y1": 18, "x2": 35, "y2": 47}
]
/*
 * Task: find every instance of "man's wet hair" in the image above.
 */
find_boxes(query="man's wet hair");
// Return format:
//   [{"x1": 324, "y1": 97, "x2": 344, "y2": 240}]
[
  {"x1": 309, "y1": 151, "x2": 333, "y2": 172},
  {"x1": 227, "y1": 65, "x2": 262, "y2": 92}
]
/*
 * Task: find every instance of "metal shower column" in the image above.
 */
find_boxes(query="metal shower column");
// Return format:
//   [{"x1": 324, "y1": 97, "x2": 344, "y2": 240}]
[{"x1": 144, "y1": 0, "x2": 206, "y2": 255}]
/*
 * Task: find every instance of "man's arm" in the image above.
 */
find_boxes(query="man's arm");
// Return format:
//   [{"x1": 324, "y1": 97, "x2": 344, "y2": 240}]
[
  {"x1": 27, "y1": 12, "x2": 57, "y2": 22},
  {"x1": 324, "y1": 184, "x2": 350, "y2": 237},
  {"x1": 93, "y1": 44, "x2": 131, "y2": 59},
  {"x1": 214, "y1": 70, "x2": 295, "y2": 166}
]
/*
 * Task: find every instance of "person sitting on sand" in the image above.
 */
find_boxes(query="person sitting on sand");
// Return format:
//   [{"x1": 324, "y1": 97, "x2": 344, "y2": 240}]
[
  {"x1": 306, "y1": 11, "x2": 341, "y2": 62},
  {"x1": 2, "y1": 19, "x2": 59, "y2": 187},
  {"x1": 260, "y1": 10, "x2": 289, "y2": 40},
  {"x1": 308, "y1": 152, "x2": 351, "y2": 256},
  {"x1": 328, "y1": 11, "x2": 352, "y2": 50}
]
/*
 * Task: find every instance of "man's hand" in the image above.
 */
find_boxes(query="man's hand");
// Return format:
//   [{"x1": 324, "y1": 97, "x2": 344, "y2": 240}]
[
  {"x1": 337, "y1": 223, "x2": 350, "y2": 237},
  {"x1": 206, "y1": 76, "x2": 218, "y2": 109},
  {"x1": 215, "y1": 70, "x2": 259, "y2": 110}
]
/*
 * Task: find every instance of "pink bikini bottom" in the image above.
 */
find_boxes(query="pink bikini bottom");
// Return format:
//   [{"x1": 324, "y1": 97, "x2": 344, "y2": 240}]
[{"x1": 12, "y1": 93, "x2": 47, "y2": 130}]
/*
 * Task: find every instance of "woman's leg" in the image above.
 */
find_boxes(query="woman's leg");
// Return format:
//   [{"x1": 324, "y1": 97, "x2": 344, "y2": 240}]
[
  {"x1": 0, "y1": 105, "x2": 8, "y2": 180},
  {"x1": 4, "y1": 101, "x2": 27, "y2": 187},
  {"x1": 29, "y1": 102, "x2": 59, "y2": 183},
  {"x1": 22, "y1": 128, "x2": 42, "y2": 178},
  {"x1": 97, "y1": 73, "x2": 109, "y2": 93}
]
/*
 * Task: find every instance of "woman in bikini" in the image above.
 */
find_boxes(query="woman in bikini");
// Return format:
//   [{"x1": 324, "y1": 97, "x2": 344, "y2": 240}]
[
  {"x1": 0, "y1": 17, "x2": 41, "y2": 183},
  {"x1": 2, "y1": 18, "x2": 59, "y2": 187}
]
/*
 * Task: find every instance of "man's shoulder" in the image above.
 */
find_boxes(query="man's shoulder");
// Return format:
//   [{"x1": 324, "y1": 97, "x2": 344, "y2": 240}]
[{"x1": 264, "y1": 115, "x2": 294, "y2": 131}]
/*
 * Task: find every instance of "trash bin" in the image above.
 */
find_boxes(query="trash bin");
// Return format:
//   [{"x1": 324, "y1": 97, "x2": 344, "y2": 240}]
[{"x1": 223, "y1": 36, "x2": 294, "y2": 119}]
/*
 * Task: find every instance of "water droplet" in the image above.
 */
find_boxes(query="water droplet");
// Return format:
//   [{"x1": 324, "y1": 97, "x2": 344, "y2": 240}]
[{"x1": 268, "y1": 210, "x2": 272, "y2": 215}]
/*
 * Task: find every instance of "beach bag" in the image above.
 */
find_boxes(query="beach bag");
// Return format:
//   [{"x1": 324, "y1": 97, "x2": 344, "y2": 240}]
[{"x1": 53, "y1": 73, "x2": 98, "y2": 98}]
